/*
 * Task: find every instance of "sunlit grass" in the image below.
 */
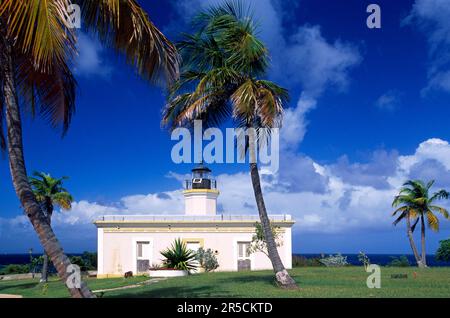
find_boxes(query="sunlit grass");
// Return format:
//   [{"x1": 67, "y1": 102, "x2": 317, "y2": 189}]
[{"x1": 0, "y1": 267, "x2": 448, "y2": 298}]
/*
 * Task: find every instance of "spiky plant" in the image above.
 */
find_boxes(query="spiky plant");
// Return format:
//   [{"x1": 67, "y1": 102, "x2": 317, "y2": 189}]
[{"x1": 160, "y1": 238, "x2": 197, "y2": 271}]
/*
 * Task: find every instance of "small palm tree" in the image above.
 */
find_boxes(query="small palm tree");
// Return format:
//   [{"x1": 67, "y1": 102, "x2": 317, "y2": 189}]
[
  {"x1": 29, "y1": 172, "x2": 74, "y2": 283},
  {"x1": 392, "y1": 180, "x2": 449, "y2": 267},
  {"x1": 0, "y1": 0, "x2": 179, "y2": 297},
  {"x1": 163, "y1": 1, "x2": 297, "y2": 288},
  {"x1": 160, "y1": 238, "x2": 197, "y2": 271}
]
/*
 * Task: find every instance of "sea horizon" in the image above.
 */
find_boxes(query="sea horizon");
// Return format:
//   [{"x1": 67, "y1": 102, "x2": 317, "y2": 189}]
[{"x1": 1, "y1": 253, "x2": 449, "y2": 267}]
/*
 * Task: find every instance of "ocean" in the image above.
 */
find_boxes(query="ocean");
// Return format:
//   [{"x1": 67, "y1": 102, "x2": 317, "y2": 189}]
[
  {"x1": 294, "y1": 253, "x2": 450, "y2": 267},
  {"x1": 0, "y1": 254, "x2": 83, "y2": 270},
  {"x1": 1, "y1": 253, "x2": 449, "y2": 268}
]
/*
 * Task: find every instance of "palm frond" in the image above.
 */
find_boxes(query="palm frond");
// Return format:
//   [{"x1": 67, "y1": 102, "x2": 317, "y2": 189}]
[
  {"x1": 29, "y1": 171, "x2": 73, "y2": 211},
  {"x1": 429, "y1": 189, "x2": 450, "y2": 203},
  {"x1": 16, "y1": 53, "x2": 76, "y2": 134},
  {"x1": 426, "y1": 211, "x2": 440, "y2": 232},
  {"x1": 391, "y1": 206, "x2": 408, "y2": 216},
  {"x1": 393, "y1": 211, "x2": 407, "y2": 226},
  {"x1": 53, "y1": 191, "x2": 73, "y2": 210},
  {"x1": 0, "y1": 0, "x2": 77, "y2": 72},
  {"x1": 77, "y1": 0, "x2": 179, "y2": 84},
  {"x1": 231, "y1": 79, "x2": 258, "y2": 126},
  {"x1": 0, "y1": 85, "x2": 5, "y2": 152},
  {"x1": 429, "y1": 205, "x2": 449, "y2": 219}
]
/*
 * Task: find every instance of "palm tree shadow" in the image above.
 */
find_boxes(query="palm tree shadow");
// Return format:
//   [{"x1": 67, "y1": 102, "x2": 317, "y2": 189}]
[
  {"x1": 0, "y1": 281, "x2": 38, "y2": 292},
  {"x1": 106, "y1": 285, "x2": 233, "y2": 298},
  {"x1": 216, "y1": 272, "x2": 277, "y2": 285}
]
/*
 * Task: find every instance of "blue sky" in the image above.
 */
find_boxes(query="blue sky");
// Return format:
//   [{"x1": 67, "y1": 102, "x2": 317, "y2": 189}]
[{"x1": 1, "y1": 0, "x2": 450, "y2": 255}]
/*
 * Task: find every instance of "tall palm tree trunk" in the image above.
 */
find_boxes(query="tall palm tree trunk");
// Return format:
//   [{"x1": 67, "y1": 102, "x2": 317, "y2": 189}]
[
  {"x1": 249, "y1": 163, "x2": 298, "y2": 289},
  {"x1": 1, "y1": 37, "x2": 95, "y2": 298},
  {"x1": 406, "y1": 212, "x2": 423, "y2": 267},
  {"x1": 420, "y1": 215, "x2": 427, "y2": 267},
  {"x1": 40, "y1": 201, "x2": 53, "y2": 283}
]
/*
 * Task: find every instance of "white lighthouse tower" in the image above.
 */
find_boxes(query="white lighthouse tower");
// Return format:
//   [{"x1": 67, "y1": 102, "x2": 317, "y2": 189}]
[{"x1": 183, "y1": 164, "x2": 219, "y2": 216}]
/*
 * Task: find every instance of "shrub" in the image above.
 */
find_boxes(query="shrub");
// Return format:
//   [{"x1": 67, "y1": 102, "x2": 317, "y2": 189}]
[
  {"x1": 0, "y1": 264, "x2": 30, "y2": 275},
  {"x1": 387, "y1": 256, "x2": 410, "y2": 267},
  {"x1": 436, "y1": 239, "x2": 450, "y2": 262},
  {"x1": 195, "y1": 248, "x2": 219, "y2": 272},
  {"x1": 80, "y1": 251, "x2": 97, "y2": 270},
  {"x1": 358, "y1": 251, "x2": 371, "y2": 269},
  {"x1": 160, "y1": 238, "x2": 197, "y2": 271},
  {"x1": 319, "y1": 253, "x2": 349, "y2": 267},
  {"x1": 69, "y1": 256, "x2": 87, "y2": 271},
  {"x1": 69, "y1": 252, "x2": 97, "y2": 271},
  {"x1": 292, "y1": 255, "x2": 323, "y2": 267}
]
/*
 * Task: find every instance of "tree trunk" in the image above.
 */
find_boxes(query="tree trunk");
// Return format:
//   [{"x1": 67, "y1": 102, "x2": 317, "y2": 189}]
[
  {"x1": 406, "y1": 212, "x2": 423, "y2": 268},
  {"x1": 40, "y1": 201, "x2": 53, "y2": 283},
  {"x1": 420, "y1": 215, "x2": 427, "y2": 267},
  {"x1": 249, "y1": 163, "x2": 298, "y2": 289},
  {"x1": 0, "y1": 34, "x2": 95, "y2": 298}
]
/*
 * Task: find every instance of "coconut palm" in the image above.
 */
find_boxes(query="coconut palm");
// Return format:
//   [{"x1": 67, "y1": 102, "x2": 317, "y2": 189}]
[
  {"x1": 163, "y1": 1, "x2": 297, "y2": 289},
  {"x1": 29, "y1": 172, "x2": 74, "y2": 283},
  {"x1": 392, "y1": 180, "x2": 449, "y2": 267},
  {"x1": 0, "y1": 0, "x2": 179, "y2": 297}
]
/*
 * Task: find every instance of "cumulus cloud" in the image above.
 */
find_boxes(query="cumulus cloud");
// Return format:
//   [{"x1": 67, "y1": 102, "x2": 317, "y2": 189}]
[
  {"x1": 405, "y1": 0, "x2": 450, "y2": 94},
  {"x1": 167, "y1": 0, "x2": 361, "y2": 149},
  {"x1": 280, "y1": 94, "x2": 317, "y2": 149},
  {"x1": 2, "y1": 138, "x2": 450, "y2": 252},
  {"x1": 282, "y1": 26, "x2": 361, "y2": 97},
  {"x1": 329, "y1": 150, "x2": 399, "y2": 190}
]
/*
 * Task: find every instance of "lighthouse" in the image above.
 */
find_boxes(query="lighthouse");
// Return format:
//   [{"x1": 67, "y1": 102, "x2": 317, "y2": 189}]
[{"x1": 183, "y1": 164, "x2": 219, "y2": 216}]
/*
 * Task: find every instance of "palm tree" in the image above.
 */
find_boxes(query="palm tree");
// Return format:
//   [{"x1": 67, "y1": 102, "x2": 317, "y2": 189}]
[
  {"x1": 29, "y1": 172, "x2": 74, "y2": 283},
  {"x1": 162, "y1": 1, "x2": 297, "y2": 289},
  {"x1": 392, "y1": 180, "x2": 449, "y2": 267},
  {"x1": 0, "y1": 0, "x2": 179, "y2": 297}
]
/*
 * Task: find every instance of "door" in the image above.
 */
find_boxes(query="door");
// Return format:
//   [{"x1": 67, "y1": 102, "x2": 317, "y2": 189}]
[
  {"x1": 185, "y1": 240, "x2": 201, "y2": 272},
  {"x1": 186, "y1": 241, "x2": 201, "y2": 253},
  {"x1": 136, "y1": 241, "x2": 151, "y2": 273},
  {"x1": 237, "y1": 242, "x2": 251, "y2": 271}
]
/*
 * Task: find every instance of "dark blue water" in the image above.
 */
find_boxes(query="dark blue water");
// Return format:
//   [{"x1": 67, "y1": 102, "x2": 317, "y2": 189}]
[
  {"x1": 1, "y1": 253, "x2": 449, "y2": 268},
  {"x1": 294, "y1": 254, "x2": 450, "y2": 267},
  {"x1": 0, "y1": 254, "x2": 82, "y2": 270}
]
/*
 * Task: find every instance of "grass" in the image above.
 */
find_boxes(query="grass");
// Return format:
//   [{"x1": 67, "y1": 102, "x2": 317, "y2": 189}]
[{"x1": 0, "y1": 267, "x2": 449, "y2": 298}]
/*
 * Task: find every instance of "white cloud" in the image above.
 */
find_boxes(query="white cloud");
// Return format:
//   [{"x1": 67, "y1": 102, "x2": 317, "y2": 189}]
[
  {"x1": 168, "y1": 0, "x2": 361, "y2": 150},
  {"x1": 74, "y1": 33, "x2": 112, "y2": 78},
  {"x1": 2, "y1": 139, "x2": 450, "y2": 252},
  {"x1": 283, "y1": 26, "x2": 361, "y2": 97},
  {"x1": 280, "y1": 93, "x2": 317, "y2": 150},
  {"x1": 375, "y1": 90, "x2": 402, "y2": 111},
  {"x1": 405, "y1": 0, "x2": 450, "y2": 94},
  {"x1": 26, "y1": 139, "x2": 450, "y2": 234}
]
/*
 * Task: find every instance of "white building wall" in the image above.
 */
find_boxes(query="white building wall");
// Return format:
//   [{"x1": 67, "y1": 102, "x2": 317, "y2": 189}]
[
  {"x1": 97, "y1": 228, "x2": 104, "y2": 275},
  {"x1": 184, "y1": 191, "x2": 219, "y2": 215},
  {"x1": 99, "y1": 228, "x2": 292, "y2": 276}
]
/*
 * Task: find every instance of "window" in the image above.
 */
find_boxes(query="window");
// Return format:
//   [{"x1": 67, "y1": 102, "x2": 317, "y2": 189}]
[
  {"x1": 237, "y1": 242, "x2": 250, "y2": 259},
  {"x1": 182, "y1": 239, "x2": 204, "y2": 252},
  {"x1": 137, "y1": 241, "x2": 150, "y2": 259},
  {"x1": 186, "y1": 241, "x2": 201, "y2": 252}
]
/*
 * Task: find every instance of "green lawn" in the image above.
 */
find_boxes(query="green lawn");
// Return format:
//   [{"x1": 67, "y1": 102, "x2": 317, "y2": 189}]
[{"x1": 1, "y1": 267, "x2": 449, "y2": 298}]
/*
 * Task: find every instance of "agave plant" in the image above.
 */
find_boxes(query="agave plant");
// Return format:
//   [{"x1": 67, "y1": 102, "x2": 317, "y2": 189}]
[{"x1": 160, "y1": 238, "x2": 197, "y2": 271}]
